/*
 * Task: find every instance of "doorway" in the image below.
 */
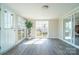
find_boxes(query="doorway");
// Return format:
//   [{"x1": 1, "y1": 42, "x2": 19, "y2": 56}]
[{"x1": 35, "y1": 21, "x2": 48, "y2": 39}]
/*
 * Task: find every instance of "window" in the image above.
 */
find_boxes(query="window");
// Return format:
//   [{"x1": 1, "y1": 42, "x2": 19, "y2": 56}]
[
  {"x1": 4, "y1": 9, "x2": 13, "y2": 28},
  {"x1": 36, "y1": 21, "x2": 48, "y2": 38}
]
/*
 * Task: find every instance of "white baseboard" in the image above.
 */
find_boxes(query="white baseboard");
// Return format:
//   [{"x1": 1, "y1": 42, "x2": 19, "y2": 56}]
[
  {"x1": 47, "y1": 38, "x2": 59, "y2": 39},
  {"x1": 59, "y1": 39, "x2": 79, "y2": 49}
]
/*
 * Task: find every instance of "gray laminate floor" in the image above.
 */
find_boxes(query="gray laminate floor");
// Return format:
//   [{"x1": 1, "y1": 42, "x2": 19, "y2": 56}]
[{"x1": 4, "y1": 39, "x2": 79, "y2": 55}]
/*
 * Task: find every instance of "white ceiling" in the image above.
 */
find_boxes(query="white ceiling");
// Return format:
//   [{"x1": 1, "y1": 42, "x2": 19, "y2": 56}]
[{"x1": 5, "y1": 3, "x2": 79, "y2": 20}]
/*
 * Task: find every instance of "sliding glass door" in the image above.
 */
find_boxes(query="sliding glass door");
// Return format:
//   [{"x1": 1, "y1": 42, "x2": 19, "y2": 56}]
[
  {"x1": 63, "y1": 16, "x2": 73, "y2": 43},
  {"x1": 74, "y1": 12, "x2": 79, "y2": 46},
  {"x1": 63, "y1": 12, "x2": 79, "y2": 47}
]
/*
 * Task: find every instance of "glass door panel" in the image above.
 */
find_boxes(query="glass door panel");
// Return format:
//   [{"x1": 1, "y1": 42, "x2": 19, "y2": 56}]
[
  {"x1": 63, "y1": 16, "x2": 73, "y2": 43},
  {"x1": 35, "y1": 21, "x2": 48, "y2": 39},
  {"x1": 74, "y1": 12, "x2": 79, "y2": 46}
]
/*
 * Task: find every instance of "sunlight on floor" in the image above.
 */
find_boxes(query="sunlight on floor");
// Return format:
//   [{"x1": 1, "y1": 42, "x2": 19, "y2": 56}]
[{"x1": 23, "y1": 39, "x2": 47, "y2": 44}]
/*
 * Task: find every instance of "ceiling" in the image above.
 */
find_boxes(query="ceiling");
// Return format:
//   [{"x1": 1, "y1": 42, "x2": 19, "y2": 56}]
[{"x1": 4, "y1": 3, "x2": 79, "y2": 20}]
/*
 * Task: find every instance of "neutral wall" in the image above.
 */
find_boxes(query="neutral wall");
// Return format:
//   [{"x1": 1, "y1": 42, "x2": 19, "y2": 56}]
[
  {"x1": 58, "y1": 18, "x2": 63, "y2": 40},
  {"x1": 48, "y1": 19, "x2": 59, "y2": 38}
]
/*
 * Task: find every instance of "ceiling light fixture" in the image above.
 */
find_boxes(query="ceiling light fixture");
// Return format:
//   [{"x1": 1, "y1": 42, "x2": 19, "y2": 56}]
[{"x1": 42, "y1": 5, "x2": 49, "y2": 9}]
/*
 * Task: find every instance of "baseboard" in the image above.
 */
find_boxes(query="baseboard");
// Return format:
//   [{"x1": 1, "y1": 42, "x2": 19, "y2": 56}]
[
  {"x1": 59, "y1": 39, "x2": 79, "y2": 49},
  {"x1": 47, "y1": 38, "x2": 59, "y2": 39}
]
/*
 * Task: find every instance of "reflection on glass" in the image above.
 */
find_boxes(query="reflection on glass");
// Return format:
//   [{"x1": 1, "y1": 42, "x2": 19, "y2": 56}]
[
  {"x1": 74, "y1": 13, "x2": 79, "y2": 46},
  {"x1": 64, "y1": 17, "x2": 72, "y2": 43}
]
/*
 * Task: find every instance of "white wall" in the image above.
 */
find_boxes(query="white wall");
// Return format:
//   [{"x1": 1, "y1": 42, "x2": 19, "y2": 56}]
[
  {"x1": 58, "y1": 18, "x2": 63, "y2": 40},
  {"x1": 48, "y1": 19, "x2": 59, "y2": 38}
]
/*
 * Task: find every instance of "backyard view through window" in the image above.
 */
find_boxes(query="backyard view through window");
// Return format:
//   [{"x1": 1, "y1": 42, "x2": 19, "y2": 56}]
[{"x1": 36, "y1": 21, "x2": 48, "y2": 39}]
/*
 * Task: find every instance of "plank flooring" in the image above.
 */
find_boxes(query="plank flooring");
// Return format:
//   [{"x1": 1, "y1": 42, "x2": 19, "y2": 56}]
[{"x1": 4, "y1": 39, "x2": 79, "y2": 55}]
